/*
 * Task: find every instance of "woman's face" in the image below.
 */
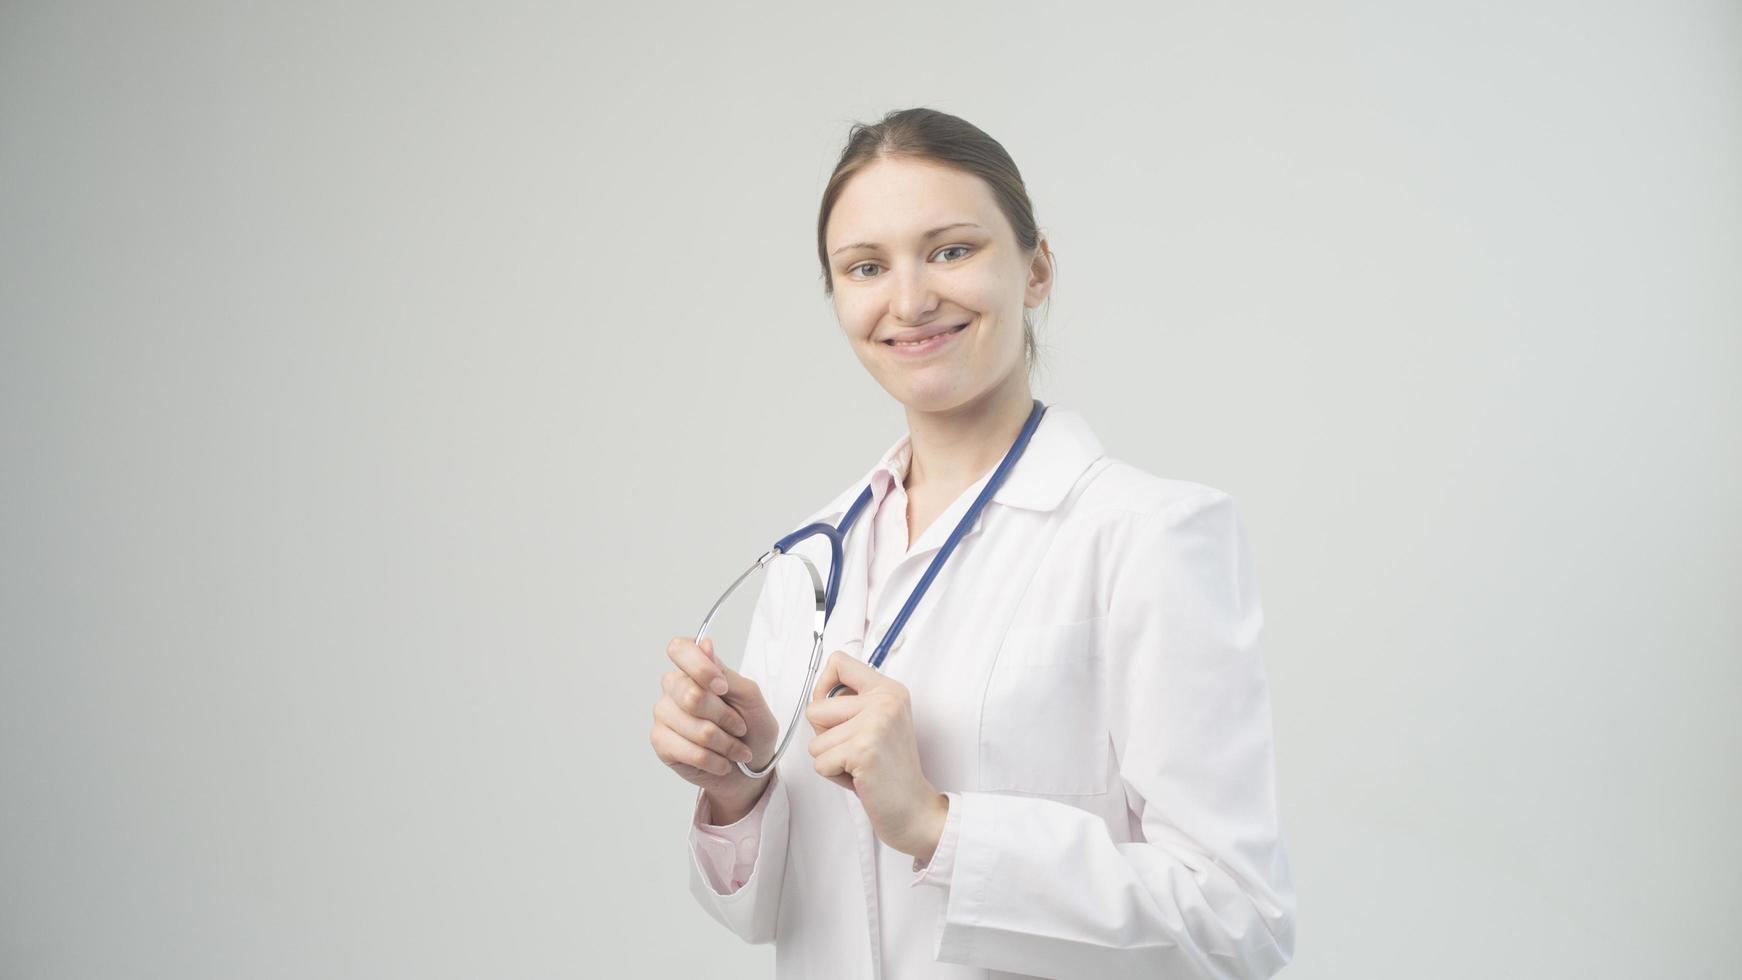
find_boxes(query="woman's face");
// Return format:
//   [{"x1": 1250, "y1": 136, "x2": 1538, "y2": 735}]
[{"x1": 825, "y1": 156, "x2": 1051, "y2": 414}]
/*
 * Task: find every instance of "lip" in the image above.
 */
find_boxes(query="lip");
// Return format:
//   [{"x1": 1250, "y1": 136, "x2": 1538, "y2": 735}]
[{"x1": 883, "y1": 321, "x2": 969, "y2": 355}]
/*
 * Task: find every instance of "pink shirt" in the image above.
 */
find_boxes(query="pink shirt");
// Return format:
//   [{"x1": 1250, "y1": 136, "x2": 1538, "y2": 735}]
[{"x1": 689, "y1": 432, "x2": 965, "y2": 893}]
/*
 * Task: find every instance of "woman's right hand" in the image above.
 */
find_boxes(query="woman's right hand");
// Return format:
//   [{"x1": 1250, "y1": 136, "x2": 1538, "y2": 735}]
[{"x1": 651, "y1": 635, "x2": 780, "y2": 817}]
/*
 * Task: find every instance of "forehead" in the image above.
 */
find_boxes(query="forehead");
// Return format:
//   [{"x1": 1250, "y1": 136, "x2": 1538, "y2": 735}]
[{"x1": 827, "y1": 157, "x2": 1003, "y2": 243}]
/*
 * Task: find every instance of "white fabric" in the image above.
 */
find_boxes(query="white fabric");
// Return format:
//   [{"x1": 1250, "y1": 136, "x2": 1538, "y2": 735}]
[
  {"x1": 684, "y1": 404, "x2": 1295, "y2": 979},
  {"x1": 693, "y1": 433, "x2": 966, "y2": 896}
]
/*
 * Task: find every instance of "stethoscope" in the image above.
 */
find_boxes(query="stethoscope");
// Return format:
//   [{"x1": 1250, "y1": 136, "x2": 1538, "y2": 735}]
[{"x1": 693, "y1": 399, "x2": 1049, "y2": 779}]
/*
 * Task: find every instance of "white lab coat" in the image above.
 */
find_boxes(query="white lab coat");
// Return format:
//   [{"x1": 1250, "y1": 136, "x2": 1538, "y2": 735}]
[{"x1": 685, "y1": 405, "x2": 1295, "y2": 979}]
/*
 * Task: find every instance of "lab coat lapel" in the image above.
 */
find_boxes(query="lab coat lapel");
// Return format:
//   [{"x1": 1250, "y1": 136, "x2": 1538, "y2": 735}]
[
  {"x1": 788, "y1": 405, "x2": 1112, "y2": 695},
  {"x1": 803, "y1": 492, "x2": 884, "y2": 980},
  {"x1": 841, "y1": 523, "x2": 886, "y2": 980},
  {"x1": 844, "y1": 770, "x2": 885, "y2": 980},
  {"x1": 795, "y1": 403, "x2": 1107, "y2": 682},
  {"x1": 863, "y1": 405, "x2": 1109, "y2": 649}
]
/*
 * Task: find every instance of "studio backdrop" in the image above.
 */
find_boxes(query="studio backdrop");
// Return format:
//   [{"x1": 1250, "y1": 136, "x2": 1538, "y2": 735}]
[{"x1": 1, "y1": 2, "x2": 1737, "y2": 978}]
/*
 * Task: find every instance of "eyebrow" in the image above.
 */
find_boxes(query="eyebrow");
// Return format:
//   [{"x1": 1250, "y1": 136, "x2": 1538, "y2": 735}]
[{"x1": 829, "y1": 222, "x2": 985, "y2": 257}]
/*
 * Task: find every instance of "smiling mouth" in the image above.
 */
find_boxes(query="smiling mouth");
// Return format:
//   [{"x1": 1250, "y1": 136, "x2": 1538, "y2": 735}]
[{"x1": 884, "y1": 323, "x2": 968, "y2": 347}]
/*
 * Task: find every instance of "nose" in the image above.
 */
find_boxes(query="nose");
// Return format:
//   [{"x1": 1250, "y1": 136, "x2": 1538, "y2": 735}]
[{"x1": 888, "y1": 261, "x2": 939, "y2": 325}]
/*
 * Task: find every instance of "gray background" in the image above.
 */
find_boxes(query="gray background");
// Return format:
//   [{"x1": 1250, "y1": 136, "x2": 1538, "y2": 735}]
[{"x1": 3, "y1": 1, "x2": 1738, "y2": 977}]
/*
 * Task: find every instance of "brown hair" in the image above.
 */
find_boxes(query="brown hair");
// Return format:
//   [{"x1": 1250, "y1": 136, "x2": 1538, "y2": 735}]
[{"x1": 816, "y1": 107, "x2": 1055, "y2": 381}]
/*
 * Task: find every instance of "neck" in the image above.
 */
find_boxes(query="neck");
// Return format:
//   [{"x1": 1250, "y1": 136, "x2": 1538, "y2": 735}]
[{"x1": 903, "y1": 375, "x2": 1035, "y2": 496}]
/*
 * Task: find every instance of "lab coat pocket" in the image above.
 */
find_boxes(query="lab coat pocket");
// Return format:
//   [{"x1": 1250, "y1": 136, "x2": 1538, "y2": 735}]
[{"x1": 978, "y1": 616, "x2": 1110, "y2": 796}]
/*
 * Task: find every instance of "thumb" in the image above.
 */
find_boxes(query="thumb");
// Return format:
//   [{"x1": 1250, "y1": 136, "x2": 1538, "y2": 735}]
[{"x1": 813, "y1": 649, "x2": 885, "y2": 701}]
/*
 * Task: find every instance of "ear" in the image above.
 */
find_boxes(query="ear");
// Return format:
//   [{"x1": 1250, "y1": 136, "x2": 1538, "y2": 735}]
[{"x1": 1025, "y1": 235, "x2": 1055, "y2": 308}]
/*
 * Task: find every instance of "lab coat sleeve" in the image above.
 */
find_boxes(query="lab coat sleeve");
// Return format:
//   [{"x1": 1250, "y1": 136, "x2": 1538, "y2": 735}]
[
  {"x1": 687, "y1": 769, "x2": 790, "y2": 944},
  {"x1": 910, "y1": 790, "x2": 962, "y2": 888},
  {"x1": 683, "y1": 556, "x2": 796, "y2": 945},
  {"x1": 691, "y1": 773, "x2": 776, "y2": 893},
  {"x1": 920, "y1": 490, "x2": 1296, "y2": 979}
]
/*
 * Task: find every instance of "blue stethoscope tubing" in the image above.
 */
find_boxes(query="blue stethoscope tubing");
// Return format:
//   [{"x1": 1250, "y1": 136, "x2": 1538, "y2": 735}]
[{"x1": 697, "y1": 399, "x2": 1048, "y2": 779}]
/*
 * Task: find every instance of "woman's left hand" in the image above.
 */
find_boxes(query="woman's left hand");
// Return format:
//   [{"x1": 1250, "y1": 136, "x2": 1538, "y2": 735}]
[{"x1": 806, "y1": 650, "x2": 949, "y2": 864}]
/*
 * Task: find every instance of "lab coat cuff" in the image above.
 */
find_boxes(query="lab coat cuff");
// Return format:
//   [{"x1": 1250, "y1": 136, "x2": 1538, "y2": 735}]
[
  {"x1": 911, "y1": 791, "x2": 961, "y2": 890},
  {"x1": 694, "y1": 773, "x2": 777, "y2": 831},
  {"x1": 686, "y1": 771, "x2": 790, "y2": 945},
  {"x1": 930, "y1": 790, "x2": 1003, "y2": 966},
  {"x1": 689, "y1": 772, "x2": 779, "y2": 897}
]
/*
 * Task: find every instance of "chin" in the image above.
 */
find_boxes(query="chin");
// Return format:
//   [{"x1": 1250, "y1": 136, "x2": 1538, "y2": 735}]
[{"x1": 892, "y1": 380, "x2": 982, "y2": 415}]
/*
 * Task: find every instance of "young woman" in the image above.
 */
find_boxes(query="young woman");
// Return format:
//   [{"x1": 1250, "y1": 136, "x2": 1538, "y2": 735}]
[{"x1": 650, "y1": 107, "x2": 1295, "y2": 979}]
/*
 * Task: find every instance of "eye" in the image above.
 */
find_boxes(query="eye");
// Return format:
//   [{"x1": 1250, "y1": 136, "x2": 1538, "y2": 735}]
[{"x1": 843, "y1": 245, "x2": 973, "y2": 281}]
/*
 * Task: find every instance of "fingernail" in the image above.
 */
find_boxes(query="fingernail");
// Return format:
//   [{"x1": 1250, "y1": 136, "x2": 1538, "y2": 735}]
[{"x1": 710, "y1": 678, "x2": 729, "y2": 696}]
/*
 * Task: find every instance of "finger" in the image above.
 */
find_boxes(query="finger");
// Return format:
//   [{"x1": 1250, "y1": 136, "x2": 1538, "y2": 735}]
[
  {"x1": 656, "y1": 697, "x2": 754, "y2": 765},
  {"x1": 668, "y1": 635, "x2": 729, "y2": 697},
  {"x1": 663, "y1": 670, "x2": 749, "y2": 739},
  {"x1": 805, "y1": 692, "x2": 864, "y2": 733},
  {"x1": 812, "y1": 737, "x2": 862, "y2": 788},
  {"x1": 662, "y1": 669, "x2": 750, "y2": 739},
  {"x1": 651, "y1": 723, "x2": 735, "y2": 777},
  {"x1": 811, "y1": 650, "x2": 845, "y2": 701},
  {"x1": 812, "y1": 649, "x2": 886, "y2": 702},
  {"x1": 705, "y1": 662, "x2": 767, "y2": 735},
  {"x1": 806, "y1": 709, "x2": 865, "y2": 758},
  {"x1": 715, "y1": 658, "x2": 760, "y2": 699}
]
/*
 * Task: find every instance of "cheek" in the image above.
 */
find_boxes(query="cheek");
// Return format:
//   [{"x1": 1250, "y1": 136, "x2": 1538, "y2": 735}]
[
  {"x1": 835, "y1": 298, "x2": 879, "y2": 342},
  {"x1": 962, "y1": 267, "x2": 1020, "y2": 315}
]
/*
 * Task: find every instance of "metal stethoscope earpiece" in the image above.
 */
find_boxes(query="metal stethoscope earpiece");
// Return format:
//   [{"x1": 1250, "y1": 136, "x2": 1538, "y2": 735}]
[{"x1": 692, "y1": 543, "x2": 845, "y2": 779}]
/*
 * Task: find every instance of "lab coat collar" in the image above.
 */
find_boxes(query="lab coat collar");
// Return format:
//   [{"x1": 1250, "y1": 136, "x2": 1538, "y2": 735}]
[{"x1": 805, "y1": 403, "x2": 1106, "y2": 528}]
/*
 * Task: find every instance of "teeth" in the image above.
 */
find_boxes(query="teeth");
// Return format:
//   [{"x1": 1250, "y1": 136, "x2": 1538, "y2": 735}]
[{"x1": 892, "y1": 325, "x2": 962, "y2": 346}]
